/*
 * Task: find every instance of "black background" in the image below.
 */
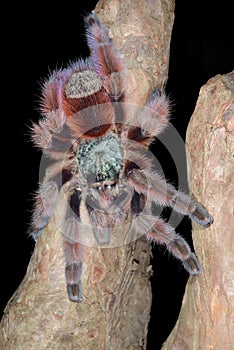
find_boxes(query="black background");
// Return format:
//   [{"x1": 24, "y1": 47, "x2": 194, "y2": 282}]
[{"x1": 1, "y1": 1, "x2": 233, "y2": 349}]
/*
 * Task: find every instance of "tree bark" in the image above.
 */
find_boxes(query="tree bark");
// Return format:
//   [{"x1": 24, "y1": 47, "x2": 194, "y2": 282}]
[
  {"x1": 162, "y1": 71, "x2": 234, "y2": 350},
  {"x1": 0, "y1": 1, "x2": 175, "y2": 349}
]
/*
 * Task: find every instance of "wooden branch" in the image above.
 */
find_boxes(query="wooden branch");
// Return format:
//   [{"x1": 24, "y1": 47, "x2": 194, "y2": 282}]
[
  {"x1": 162, "y1": 71, "x2": 234, "y2": 349},
  {"x1": 0, "y1": 1, "x2": 175, "y2": 349}
]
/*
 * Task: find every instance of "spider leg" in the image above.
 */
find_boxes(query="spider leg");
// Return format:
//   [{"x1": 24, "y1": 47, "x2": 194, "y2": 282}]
[
  {"x1": 30, "y1": 180, "x2": 59, "y2": 240},
  {"x1": 85, "y1": 13, "x2": 125, "y2": 103},
  {"x1": 31, "y1": 108, "x2": 74, "y2": 160},
  {"x1": 128, "y1": 90, "x2": 171, "y2": 146},
  {"x1": 30, "y1": 155, "x2": 76, "y2": 240},
  {"x1": 61, "y1": 183, "x2": 86, "y2": 302},
  {"x1": 30, "y1": 104, "x2": 76, "y2": 239},
  {"x1": 127, "y1": 164, "x2": 201, "y2": 274},
  {"x1": 85, "y1": 13, "x2": 125, "y2": 134},
  {"x1": 63, "y1": 235, "x2": 84, "y2": 302},
  {"x1": 63, "y1": 186, "x2": 131, "y2": 301},
  {"x1": 30, "y1": 161, "x2": 64, "y2": 240},
  {"x1": 146, "y1": 216, "x2": 201, "y2": 275},
  {"x1": 128, "y1": 168, "x2": 213, "y2": 227}
]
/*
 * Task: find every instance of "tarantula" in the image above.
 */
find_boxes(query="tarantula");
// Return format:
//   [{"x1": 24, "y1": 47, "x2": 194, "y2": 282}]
[{"x1": 30, "y1": 13, "x2": 213, "y2": 302}]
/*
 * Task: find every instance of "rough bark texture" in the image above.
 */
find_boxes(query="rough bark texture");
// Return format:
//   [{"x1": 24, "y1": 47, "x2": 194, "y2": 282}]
[
  {"x1": 0, "y1": 1, "x2": 175, "y2": 349},
  {"x1": 162, "y1": 71, "x2": 234, "y2": 350}
]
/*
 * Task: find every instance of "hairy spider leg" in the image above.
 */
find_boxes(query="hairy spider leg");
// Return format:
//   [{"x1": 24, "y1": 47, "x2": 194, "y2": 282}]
[
  {"x1": 128, "y1": 167, "x2": 213, "y2": 227},
  {"x1": 85, "y1": 13, "x2": 126, "y2": 132},
  {"x1": 146, "y1": 216, "x2": 201, "y2": 274}
]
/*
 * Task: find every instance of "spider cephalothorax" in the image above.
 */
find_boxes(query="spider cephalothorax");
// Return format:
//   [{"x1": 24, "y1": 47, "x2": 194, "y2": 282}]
[
  {"x1": 77, "y1": 131, "x2": 123, "y2": 183},
  {"x1": 30, "y1": 13, "x2": 213, "y2": 302}
]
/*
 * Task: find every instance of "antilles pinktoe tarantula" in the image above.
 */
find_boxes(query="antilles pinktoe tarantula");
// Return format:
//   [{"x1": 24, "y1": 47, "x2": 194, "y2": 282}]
[{"x1": 30, "y1": 13, "x2": 213, "y2": 302}]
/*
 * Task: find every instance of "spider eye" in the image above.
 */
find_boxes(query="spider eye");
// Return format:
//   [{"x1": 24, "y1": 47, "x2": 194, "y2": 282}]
[{"x1": 96, "y1": 173, "x2": 106, "y2": 182}]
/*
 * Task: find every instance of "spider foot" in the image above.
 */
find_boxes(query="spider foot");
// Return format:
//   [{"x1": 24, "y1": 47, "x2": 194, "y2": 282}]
[
  {"x1": 65, "y1": 261, "x2": 83, "y2": 302},
  {"x1": 183, "y1": 253, "x2": 201, "y2": 275},
  {"x1": 190, "y1": 203, "x2": 213, "y2": 227},
  {"x1": 67, "y1": 283, "x2": 83, "y2": 302}
]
